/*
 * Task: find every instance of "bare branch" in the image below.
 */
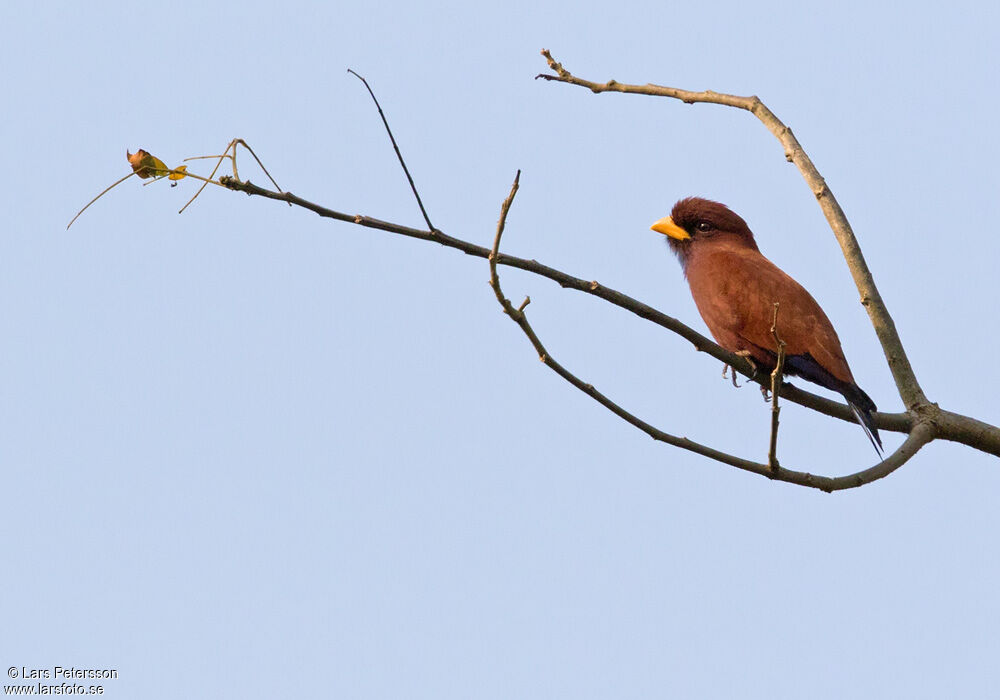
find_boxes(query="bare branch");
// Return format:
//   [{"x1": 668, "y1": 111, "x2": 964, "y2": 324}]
[
  {"x1": 348, "y1": 69, "x2": 435, "y2": 232},
  {"x1": 218, "y1": 175, "x2": 925, "y2": 441},
  {"x1": 218, "y1": 177, "x2": 997, "y2": 464},
  {"x1": 487, "y1": 170, "x2": 522, "y2": 307},
  {"x1": 537, "y1": 49, "x2": 927, "y2": 412}
]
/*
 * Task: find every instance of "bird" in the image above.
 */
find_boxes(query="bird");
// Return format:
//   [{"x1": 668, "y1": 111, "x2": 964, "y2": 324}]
[{"x1": 651, "y1": 197, "x2": 882, "y2": 455}]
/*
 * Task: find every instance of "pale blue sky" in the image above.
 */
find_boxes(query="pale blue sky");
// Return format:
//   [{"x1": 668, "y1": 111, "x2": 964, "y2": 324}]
[{"x1": 2, "y1": 1, "x2": 998, "y2": 698}]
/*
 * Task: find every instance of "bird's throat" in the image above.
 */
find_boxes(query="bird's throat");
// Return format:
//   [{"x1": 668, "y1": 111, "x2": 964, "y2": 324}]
[{"x1": 667, "y1": 237, "x2": 693, "y2": 274}]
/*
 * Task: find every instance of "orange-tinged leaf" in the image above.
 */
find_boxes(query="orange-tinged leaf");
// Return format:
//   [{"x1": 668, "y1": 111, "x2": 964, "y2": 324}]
[
  {"x1": 126, "y1": 148, "x2": 169, "y2": 179},
  {"x1": 168, "y1": 165, "x2": 188, "y2": 180}
]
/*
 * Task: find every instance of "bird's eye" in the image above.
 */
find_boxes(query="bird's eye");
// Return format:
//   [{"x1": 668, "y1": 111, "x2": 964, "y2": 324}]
[{"x1": 695, "y1": 221, "x2": 713, "y2": 232}]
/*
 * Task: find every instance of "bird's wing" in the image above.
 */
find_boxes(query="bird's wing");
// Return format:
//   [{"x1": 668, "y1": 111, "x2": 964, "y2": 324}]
[{"x1": 691, "y1": 247, "x2": 854, "y2": 384}]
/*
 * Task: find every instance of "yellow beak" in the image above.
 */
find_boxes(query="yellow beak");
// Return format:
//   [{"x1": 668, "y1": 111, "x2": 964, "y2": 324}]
[{"x1": 650, "y1": 216, "x2": 690, "y2": 240}]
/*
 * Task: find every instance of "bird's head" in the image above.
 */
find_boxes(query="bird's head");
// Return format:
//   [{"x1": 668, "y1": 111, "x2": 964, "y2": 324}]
[{"x1": 651, "y1": 197, "x2": 759, "y2": 269}]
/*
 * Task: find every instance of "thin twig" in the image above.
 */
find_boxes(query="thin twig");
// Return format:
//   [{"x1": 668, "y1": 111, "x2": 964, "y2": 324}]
[
  {"x1": 536, "y1": 49, "x2": 927, "y2": 412},
  {"x1": 67, "y1": 172, "x2": 136, "y2": 229},
  {"x1": 235, "y1": 139, "x2": 284, "y2": 197},
  {"x1": 487, "y1": 170, "x2": 521, "y2": 306},
  {"x1": 348, "y1": 69, "x2": 435, "y2": 232},
  {"x1": 768, "y1": 303, "x2": 787, "y2": 471}
]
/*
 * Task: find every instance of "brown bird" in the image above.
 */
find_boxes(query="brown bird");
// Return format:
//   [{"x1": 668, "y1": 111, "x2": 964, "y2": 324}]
[{"x1": 651, "y1": 197, "x2": 882, "y2": 454}]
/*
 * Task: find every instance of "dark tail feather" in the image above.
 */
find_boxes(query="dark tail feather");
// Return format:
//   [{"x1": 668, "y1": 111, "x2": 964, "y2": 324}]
[
  {"x1": 842, "y1": 384, "x2": 883, "y2": 457},
  {"x1": 782, "y1": 353, "x2": 883, "y2": 456}
]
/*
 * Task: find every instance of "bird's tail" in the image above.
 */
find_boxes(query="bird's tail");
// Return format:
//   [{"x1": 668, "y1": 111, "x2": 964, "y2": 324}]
[
  {"x1": 843, "y1": 384, "x2": 883, "y2": 457},
  {"x1": 782, "y1": 353, "x2": 884, "y2": 456}
]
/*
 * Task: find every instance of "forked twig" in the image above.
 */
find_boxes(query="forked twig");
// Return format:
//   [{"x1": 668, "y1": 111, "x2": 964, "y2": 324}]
[{"x1": 180, "y1": 138, "x2": 285, "y2": 214}]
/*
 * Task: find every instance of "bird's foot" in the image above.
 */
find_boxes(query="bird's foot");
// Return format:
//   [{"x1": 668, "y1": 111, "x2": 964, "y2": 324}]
[
  {"x1": 759, "y1": 385, "x2": 771, "y2": 402},
  {"x1": 722, "y1": 364, "x2": 742, "y2": 388}
]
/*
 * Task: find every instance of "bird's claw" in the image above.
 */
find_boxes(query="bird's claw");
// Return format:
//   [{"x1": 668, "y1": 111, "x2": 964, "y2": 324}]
[
  {"x1": 727, "y1": 351, "x2": 768, "y2": 400},
  {"x1": 723, "y1": 364, "x2": 742, "y2": 388}
]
